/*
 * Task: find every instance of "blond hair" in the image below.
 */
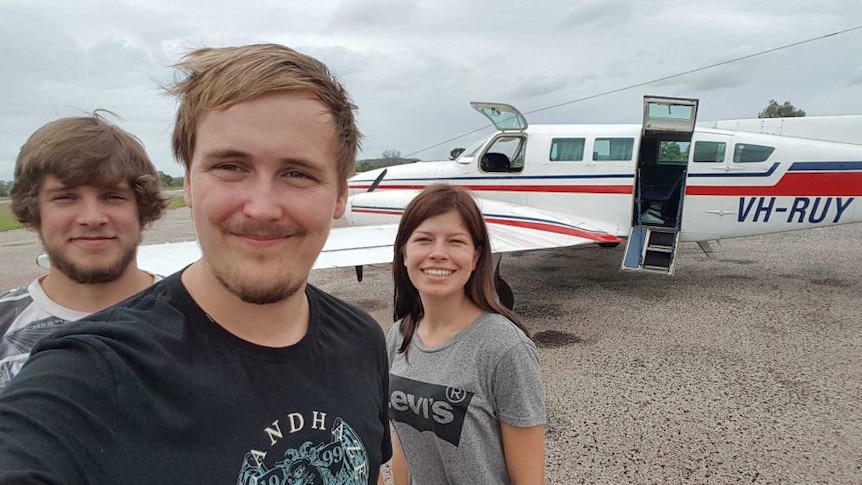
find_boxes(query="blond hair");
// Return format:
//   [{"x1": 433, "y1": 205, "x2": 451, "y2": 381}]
[{"x1": 166, "y1": 44, "x2": 360, "y2": 190}]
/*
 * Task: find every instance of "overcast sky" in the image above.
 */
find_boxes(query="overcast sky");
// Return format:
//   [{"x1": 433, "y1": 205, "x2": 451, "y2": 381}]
[{"x1": 1, "y1": 0, "x2": 861, "y2": 180}]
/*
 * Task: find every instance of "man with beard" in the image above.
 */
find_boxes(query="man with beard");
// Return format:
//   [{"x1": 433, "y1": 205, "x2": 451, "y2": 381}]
[
  {"x1": 0, "y1": 44, "x2": 391, "y2": 484},
  {"x1": 0, "y1": 114, "x2": 168, "y2": 390}
]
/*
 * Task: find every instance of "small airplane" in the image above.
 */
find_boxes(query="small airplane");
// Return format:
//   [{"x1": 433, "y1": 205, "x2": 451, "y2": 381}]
[
  {"x1": 342, "y1": 97, "x2": 862, "y2": 278},
  {"x1": 41, "y1": 96, "x2": 862, "y2": 302}
]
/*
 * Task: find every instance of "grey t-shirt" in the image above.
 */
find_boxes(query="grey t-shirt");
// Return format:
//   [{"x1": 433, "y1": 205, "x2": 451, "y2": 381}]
[{"x1": 387, "y1": 312, "x2": 545, "y2": 485}]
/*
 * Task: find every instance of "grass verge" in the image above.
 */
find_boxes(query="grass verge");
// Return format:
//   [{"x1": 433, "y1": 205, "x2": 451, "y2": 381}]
[{"x1": 0, "y1": 195, "x2": 186, "y2": 232}]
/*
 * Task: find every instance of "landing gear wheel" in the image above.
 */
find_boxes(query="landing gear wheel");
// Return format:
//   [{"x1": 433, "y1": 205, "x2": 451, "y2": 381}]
[
  {"x1": 495, "y1": 276, "x2": 514, "y2": 310},
  {"x1": 494, "y1": 258, "x2": 515, "y2": 310}
]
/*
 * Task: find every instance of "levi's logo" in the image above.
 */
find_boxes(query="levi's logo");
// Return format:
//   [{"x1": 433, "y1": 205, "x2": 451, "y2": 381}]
[{"x1": 389, "y1": 375, "x2": 474, "y2": 446}]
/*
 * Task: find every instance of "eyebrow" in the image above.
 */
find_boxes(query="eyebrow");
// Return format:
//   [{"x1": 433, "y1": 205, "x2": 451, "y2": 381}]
[
  {"x1": 199, "y1": 149, "x2": 250, "y2": 162},
  {"x1": 200, "y1": 149, "x2": 323, "y2": 169},
  {"x1": 42, "y1": 184, "x2": 133, "y2": 195},
  {"x1": 413, "y1": 230, "x2": 471, "y2": 237}
]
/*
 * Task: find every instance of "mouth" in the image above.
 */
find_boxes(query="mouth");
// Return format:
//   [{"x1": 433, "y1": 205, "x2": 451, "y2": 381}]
[
  {"x1": 70, "y1": 234, "x2": 116, "y2": 241},
  {"x1": 422, "y1": 268, "x2": 455, "y2": 277},
  {"x1": 238, "y1": 234, "x2": 287, "y2": 241},
  {"x1": 69, "y1": 236, "x2": 116, "y2": 249},
  {"x1": 232, "y1": 232, "x2": 292, "y2": 248}
]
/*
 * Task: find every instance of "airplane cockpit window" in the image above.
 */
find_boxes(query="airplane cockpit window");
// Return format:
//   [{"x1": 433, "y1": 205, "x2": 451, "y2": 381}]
[
  {"x1": 459, "y1": 137, "x2": 486, "y2": 160},
  {"x1": 733, "y1": 143, "x2": 775, "y2": 163},
  {"x1": 693, "y1": 141, "x2": 726, "y2": 163},
  {"x1": 480, "y1": 135, "x2": 525, "y2": 173},
  {"x1": 550, "y1": 138, "x2": 585, "y2": 161},
  {"x1": 593, "y1": 138, "x2": 634, "y2": 161}
]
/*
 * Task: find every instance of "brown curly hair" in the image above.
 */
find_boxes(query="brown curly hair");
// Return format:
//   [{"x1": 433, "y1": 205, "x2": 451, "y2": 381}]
[{"x1": 11, "y1": 113, "x2": 169, "y2": 229}]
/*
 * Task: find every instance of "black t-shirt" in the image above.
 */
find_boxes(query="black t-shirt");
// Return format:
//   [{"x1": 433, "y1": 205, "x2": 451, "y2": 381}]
[{"x1": 0, "y1": 271, "x2": 391, "y2": 484}]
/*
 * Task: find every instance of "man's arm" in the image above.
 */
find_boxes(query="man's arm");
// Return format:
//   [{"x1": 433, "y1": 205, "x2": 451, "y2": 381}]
[{"x1": 0, "y1": 339, "x2": 118, "y2": 484}]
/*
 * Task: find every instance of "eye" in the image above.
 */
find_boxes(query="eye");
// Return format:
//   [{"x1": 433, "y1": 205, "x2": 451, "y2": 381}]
[
  {"x1": 104, "y1": 192, "x2": 131, "y2": 201},
  {"x1": 215, "y1": 163, "x2": 242, "y2": 172},
  {"x1": 50, "y1": 193, "x2": 76, "y2": 202},
  {"x1": 282, "y1": 169, "x2": 317, "y2": 184},
  {"x1": 287, "y1": 170, "x2": 310, "y2": 179}
]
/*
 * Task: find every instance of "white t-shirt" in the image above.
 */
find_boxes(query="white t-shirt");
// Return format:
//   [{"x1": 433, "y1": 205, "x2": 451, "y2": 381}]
[{"x1": 0, "y1": 274, "x2": 160, "y2": 390}]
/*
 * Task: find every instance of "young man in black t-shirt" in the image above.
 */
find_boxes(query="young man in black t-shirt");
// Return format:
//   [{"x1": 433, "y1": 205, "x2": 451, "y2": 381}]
[{"x1": 0, "y1": 44, "x2": 391, "y2": 484}]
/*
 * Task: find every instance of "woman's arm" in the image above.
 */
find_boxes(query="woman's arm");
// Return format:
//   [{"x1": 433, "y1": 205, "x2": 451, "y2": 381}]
[
  {"x1": 501, "y1": 423, "x2": 546, "y2": 485},
  {"x1": 390, "y1": 429, "x2": 409, "y2": 485}
]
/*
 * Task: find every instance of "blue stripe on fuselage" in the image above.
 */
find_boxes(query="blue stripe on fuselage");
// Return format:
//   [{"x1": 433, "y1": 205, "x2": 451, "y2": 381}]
[{"x1": 789, "y1": 161, "x2": 862, "y2": 171}]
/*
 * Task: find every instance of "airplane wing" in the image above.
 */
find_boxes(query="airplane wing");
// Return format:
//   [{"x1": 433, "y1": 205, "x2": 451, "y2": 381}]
[
  {"x1": 38, "y1": 196, "x2": 623, "y2": 277},
  {"x1": 318, "y1": 201, "x2": 624, "y2": 270},
  {"x1": 312, "y1": 193, "x2": 624, "y2": 270},
  {"x1": 41, "y1": 226, "x2": 397, "y2": 276}
]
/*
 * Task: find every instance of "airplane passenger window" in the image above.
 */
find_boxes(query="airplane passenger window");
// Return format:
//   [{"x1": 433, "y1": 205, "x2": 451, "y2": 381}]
[
  {"x1": 693, "y1": 141, "x2": 726, "y2": 163},
  {"x1": 658, "y1": 141, "x2": 690, "y2": 165},
  {"x1": 550, "y1": 138, "x2": 585, "y2": 161},
  {"x1": 733, "y1": 143, "x2": 775, "y2": 163},
  {"x1": 593, "y1": 138, "x2": 634, "y2": 161}
]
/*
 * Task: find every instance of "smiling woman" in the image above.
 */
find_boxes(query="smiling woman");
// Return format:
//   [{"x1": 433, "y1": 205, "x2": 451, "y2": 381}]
[{"x1": 387, "y1": 184, "x2": 546, "y2": 485}]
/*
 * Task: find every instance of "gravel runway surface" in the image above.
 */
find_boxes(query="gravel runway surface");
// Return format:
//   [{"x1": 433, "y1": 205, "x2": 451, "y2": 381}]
[{"x1": 2, "y1": 209, "x2": 860, "y2": 483}]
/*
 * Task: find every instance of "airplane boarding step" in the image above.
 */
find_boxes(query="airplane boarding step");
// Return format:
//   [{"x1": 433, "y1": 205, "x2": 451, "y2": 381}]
[{"x1": 622, "y1": 226, "x2": 680, "y2": 275}]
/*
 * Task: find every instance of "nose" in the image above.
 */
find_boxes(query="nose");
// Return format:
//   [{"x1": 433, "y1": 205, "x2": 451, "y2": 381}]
[
  {"x1": 77, "y1": 196, "x2": 108, "y2": 226},
  {"x1": 242, "y1": 178, "x2": 283, "y2": 221},
  {"x1": 428, "y1": 240, "x2": 448, "y2": 260}
]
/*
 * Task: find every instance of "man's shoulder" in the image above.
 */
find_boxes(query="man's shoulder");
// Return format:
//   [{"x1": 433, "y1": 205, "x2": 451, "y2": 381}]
[
  {"x1": 0, "y1": 284, "x2": 35, "y2": 330},
  {"x1": 307, "y1": 284, "x2": 382, "y2": 334},
  {"x1": 0, "y1": 284, "x2": 31, "y2": 304},
  {"x1": 46, "y1": 277, "x2": 178, "y2": 342},
  {"x1": 307, "y1": 284, "x2": 372, "y2": 316}
]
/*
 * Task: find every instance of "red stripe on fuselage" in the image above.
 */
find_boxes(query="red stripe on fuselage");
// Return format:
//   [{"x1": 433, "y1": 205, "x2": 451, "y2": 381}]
[
  {"x1": 348, "y1": 183, "x2": 633, "y2": 194},
  {"x1": 686, "y1": 171, "x2": 862, "y2": 196},
  {"x1": 484, "y1": 217, "x2": 623, "y2": 243},
  {"x1": 351, "y1": 208, "x2": 403, "y2": 216},
  {"x1": 350, "y1": 171, "x2": 862, "y2": 197},
  {"x1": 350, "y1": 209, "x2": 622, "y2": 243}
]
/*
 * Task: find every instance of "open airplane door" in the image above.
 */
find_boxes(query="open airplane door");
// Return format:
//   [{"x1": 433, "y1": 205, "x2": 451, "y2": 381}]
[
  {"x1": 622, "y1": 96, "x2": 698, "y2": 275},
  {"x1": 470, "y1": 102, "x2": 529, "y2": 178},
  {"x1": 470, "y1": 102, "x2": 528, "y2": 131}
]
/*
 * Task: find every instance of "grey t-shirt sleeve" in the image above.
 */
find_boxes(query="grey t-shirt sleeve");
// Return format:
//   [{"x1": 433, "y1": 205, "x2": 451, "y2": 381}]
[
  {"x1": 492, "y1": 340, "x2": 546, "y2": 427},
  {"x1": 386, "y1": 322, "x2": 402, "y2": 368}
]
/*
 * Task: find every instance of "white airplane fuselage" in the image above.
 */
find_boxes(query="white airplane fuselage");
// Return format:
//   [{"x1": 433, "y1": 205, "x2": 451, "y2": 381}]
[{"x1": 346, "y1": 122, "x2": 862, "y2": 244}]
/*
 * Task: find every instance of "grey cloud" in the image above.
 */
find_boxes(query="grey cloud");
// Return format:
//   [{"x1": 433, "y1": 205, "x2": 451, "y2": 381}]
[{"x1": 508, "y1": 75, "x2": 569, "y2": 99}]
